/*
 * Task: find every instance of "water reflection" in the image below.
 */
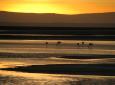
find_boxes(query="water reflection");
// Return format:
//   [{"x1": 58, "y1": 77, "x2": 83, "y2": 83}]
[
  {"x1": 0, "y1": 40, "x2": 115, "y2": 54},
  {"x1": 0, "y1": 61, "x2": 28, "y2": 68},
  {"x1": 0, "y1": 58, "x2": 115, "y2": 85},
  {"x1": 0, "y1": 40, "x2": 115, "y2": 85},
  {"x1": 0, "y1": 70, "x2": 115, "y2": 85}
]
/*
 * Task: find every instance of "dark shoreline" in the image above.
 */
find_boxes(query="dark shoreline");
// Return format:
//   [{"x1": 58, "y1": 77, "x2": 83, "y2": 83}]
[
  {"x1": 0, "y1": 52, "x2": 115, "y2": 59},
  {"x1": 0, "y1": 34, "x2": 115, "y2": 40},
  {"x1": 0, "y1": 26, "x2": 115, "y2": 40},
  {"x1": 60, "y1": 55, "x2": 115, "y2": 59},
  {"x1": 2, "y1": 64, "x2": 115, "y2": 76},
  {"x1": 1, "y1": 26, "x2": 115, "y2": 30}
]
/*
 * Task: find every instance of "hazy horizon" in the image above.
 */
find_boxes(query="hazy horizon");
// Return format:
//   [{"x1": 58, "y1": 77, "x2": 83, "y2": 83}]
[{"x1": 1, "y1": 10, "x2": 115, "y2": 15}]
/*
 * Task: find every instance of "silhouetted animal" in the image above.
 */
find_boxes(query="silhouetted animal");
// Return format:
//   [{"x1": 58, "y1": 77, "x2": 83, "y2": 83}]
[
  {"x1": 45, "y1": 42, "x2": 48, "y2": 48},
  {"x1": 88, "y1": 43, "x2": 94, "y2": 48},
  {"x1": 56, "y1": 41, "x2": 62, "y2": 47}
]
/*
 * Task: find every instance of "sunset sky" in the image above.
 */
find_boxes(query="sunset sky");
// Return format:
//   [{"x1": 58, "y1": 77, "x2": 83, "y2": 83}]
[{"x1": 0, "y1": 0, "x2": 115, "y2": 14}]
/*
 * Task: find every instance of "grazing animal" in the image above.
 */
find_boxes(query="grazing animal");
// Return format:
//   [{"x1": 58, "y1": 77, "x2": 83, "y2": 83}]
[
  {"x1": 76, "y1": 43, "x2": 80, "y2": 48},
  {"x1": 88, "y1": 43, "x2": 94, "y2": 48},
  {"x1": 81, "y1": 42, "x2": 85, "y2": 48},
  {"x1": 45, "y1": 42, "x2": 48, "y2": 48},
  {"x1": 56, "y1": 41, "x2": 62, "y2": 47}
]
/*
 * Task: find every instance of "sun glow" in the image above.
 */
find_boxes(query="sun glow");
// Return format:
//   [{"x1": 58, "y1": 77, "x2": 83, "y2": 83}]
[
  {"x1": 3, "y1": 3, "x2": 77, "y2": 14},
  {"x1": 0, "y1": 0, "x2": 115, "y2": 14}
]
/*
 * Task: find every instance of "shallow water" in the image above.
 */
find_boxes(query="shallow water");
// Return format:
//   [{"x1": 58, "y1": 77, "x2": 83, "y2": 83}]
[
  {"x1": 0, "y1": 70, "x2": 115, "y2": 85},
  {"x1": 0, "y1": 40, "x2": 115, "y2": 85},
  {"x1": 0, "y1": 57, "x2": 115, "y2": 85},
  {"x1": 0, "y1": 40, "x2": 115, "y2": 55}
]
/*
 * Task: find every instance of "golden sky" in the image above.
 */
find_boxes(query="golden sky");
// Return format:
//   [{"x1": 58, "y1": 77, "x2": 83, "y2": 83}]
[{"x1": 0, "y1": 0, "x2": 115, "y2": 14}]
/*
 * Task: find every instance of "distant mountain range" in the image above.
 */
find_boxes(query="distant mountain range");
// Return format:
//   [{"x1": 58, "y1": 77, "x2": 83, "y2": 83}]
[{"x1": 0, "y1": 11, "x2": 115, "y2": 27}]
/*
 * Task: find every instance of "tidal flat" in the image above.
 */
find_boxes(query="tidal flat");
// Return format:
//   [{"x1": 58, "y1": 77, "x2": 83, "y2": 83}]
[{"x1": 0, "y1": 40, "x2": 115, "y2": 85}]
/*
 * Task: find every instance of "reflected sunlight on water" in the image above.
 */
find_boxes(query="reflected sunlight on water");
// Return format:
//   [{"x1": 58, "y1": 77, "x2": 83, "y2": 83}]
[
  {"x1": 0, "y1": 61, "x2": 28, "y2": 68},
  {"x1": 0, "y1": 40, "x2": 115, "y2": 85},
  {"x1": 0, "y1": 40, "x2": 115, "y2": 55},
  {"x1": 0, "y1": 58, "x2": 115, "y2": 85},
  {"x1": 0, "y1": 70, "x2": 115, "y2": 85}
]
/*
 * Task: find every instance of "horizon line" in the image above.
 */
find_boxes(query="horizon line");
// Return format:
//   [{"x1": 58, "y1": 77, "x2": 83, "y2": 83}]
[{"x1": 0, "y1": 11, "x2": 115, "y2": 15}]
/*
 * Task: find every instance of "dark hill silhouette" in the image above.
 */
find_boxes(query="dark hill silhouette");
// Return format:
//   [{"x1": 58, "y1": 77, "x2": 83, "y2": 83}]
[{"x1": 0, "y1": 11, "x2": 115, "y2": 27}]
